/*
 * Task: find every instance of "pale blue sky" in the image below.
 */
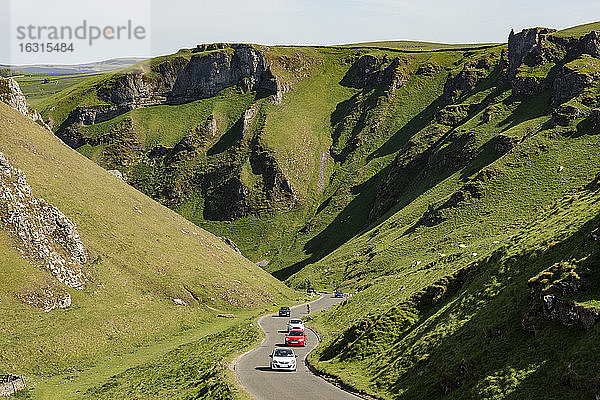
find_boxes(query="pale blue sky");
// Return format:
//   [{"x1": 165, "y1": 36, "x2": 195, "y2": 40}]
[{"x1": 2, "y1": 0, "x2": 600, "y2": 64}]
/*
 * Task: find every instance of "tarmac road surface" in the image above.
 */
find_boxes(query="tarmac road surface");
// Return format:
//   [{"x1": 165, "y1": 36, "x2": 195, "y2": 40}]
[{"x1": 235, "y1": 294, "x2": 360, "y2": 400}]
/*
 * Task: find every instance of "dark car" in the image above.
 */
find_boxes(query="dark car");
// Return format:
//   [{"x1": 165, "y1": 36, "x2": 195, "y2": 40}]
[
  {"x1": 334, "y1": 289, "x2": 344, "y2": 298},
  {"x1": 278, "y1": 306, "x2": 290, "y2": 317},
  {"x1": 307, "y1": 287, "x2": 317, "y2": 294}
]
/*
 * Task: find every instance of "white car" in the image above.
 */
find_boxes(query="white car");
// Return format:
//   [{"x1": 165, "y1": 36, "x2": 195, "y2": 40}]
[
  {"x1": 270, "y1": 348, "x2": 297, "y2": 371},
  {"x1": 287, "y1": 318, "x2": 304, "y2": 332}
]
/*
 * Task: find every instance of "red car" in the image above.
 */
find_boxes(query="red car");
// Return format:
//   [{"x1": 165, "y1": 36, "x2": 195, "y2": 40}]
[{"x1": 285, "y1": 330, "x2": 308, "y2": 346}]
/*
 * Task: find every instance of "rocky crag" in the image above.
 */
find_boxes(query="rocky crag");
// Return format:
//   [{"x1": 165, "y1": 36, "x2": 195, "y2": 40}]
[
  {"x1": 370, "y1": 26, "x2": 600, "y2": 221},
  {"x1": 0, "y1": 77, "x2": 49, "y2": 128},
  {"x1": 0, "y1": 153, "x2": 87, "y2": 311},
  {"x1": 54, "y1": 44, "x2": 280, "y2": 141}
]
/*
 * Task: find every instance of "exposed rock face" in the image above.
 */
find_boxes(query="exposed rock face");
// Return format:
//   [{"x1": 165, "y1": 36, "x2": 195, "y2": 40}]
[
  {"x1": 525, "y1": 261, "x2": 599, "y2": 330},
  {"x1": 512, "y1": 75, "x2": 551, "y2": 98},
  {"x1": 107, "y1": 169, "x2": 124, "y2": 180},
  {"x1": 342, "y1": 55, "x2": 407, "y2": 91},
  {"x1": 552, "y1": 104, "x2": 581, "y2": 126},
  {"x1": 61, "y1": 44, "x2": 278, "y2": 129},
  {"x1": 0, "y1": 77, "x2": 49, "y2": 128},
  {"x1": 494, "y1": 134, "x2": 519, "y2": 154},
  {"x1": 435, "y1": 103, "x2": 479, "y2": 127},
  {"x1": 507, "y1": 27, "x2": 557, "y2": 78},
  {"x1": 553, "y1": 56, "x2": 600, "y2": 104},
  {"x1": 442, "y1": 58, "x2": 494, "y2": 102},
  {"x1": 0, "y1": 153, "x2": 87, "y2": 289}
]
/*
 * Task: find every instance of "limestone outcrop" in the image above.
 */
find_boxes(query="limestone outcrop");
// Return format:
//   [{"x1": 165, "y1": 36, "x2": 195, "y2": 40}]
[
  {"x1": 0, "y1": 77, "x2": 49, "y2": 128},
  {"x1": 524, "y1": 261, "x2": 599, "y2": 331},
  {"x1": 0, "y1": 153, "x2": 88, "y2": 290},
  {"x1": 59, "y1": 44, "x2": 279, "y2": 130},
  {"x1": 507, "y1": 27, "x2": 557, "y2": 78}
]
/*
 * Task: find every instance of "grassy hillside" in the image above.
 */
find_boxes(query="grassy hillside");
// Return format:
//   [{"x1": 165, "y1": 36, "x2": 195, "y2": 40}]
[
  {"x1": 308, "y1": 184, "x2": 600, "y2": 398},
  {"x1": 289, "y1": 23, "x2": 600, "y2": 399},
  {"x1": 0, "y1": 102, "x2": 296, "y2": 399},
  {"x1": 28, "y1": 20, "x2": 600, "y2": 398}
]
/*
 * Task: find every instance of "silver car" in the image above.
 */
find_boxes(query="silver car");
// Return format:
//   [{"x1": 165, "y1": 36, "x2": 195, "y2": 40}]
[
  {"x1": 287, "y1": 318, "x2": 304, "y2": 332},
  {"x1": 269, "y1": 348, "x2": 297, "y2": 371}
]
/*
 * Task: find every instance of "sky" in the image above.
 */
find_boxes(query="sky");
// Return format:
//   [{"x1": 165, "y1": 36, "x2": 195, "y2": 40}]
[{"x1": 1, "y1": 0, "x2": 599, "y2": 65}]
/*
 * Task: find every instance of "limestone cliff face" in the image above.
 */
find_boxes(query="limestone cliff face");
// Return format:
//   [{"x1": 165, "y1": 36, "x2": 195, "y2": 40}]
[
  {"x1": 508, "y1": 28, "x2": 600, "y2": 101},
  {"x1": 60, "y1": 44, "x2": 278, "y2": 131},
  {"x1": 507, "y1": 27, "x2": 557, "y2": 78},
  {"x1": 0, "y1": 77, "x2": 49, "y2": 128},
  {"x1": 0, "y1": 153, "x2": 88, "y2": 294}
]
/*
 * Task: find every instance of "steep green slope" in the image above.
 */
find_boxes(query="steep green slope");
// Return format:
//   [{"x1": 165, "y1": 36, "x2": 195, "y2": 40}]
[
  {"x1": 0, "y1": 101, "x2": 295, "y2": 398},
  {"x1": 287, "y1": 24, "x2": 600, "y2": 399},
  {"x1": 308, "y1": 183, "x2": 600, "y2": 399}
]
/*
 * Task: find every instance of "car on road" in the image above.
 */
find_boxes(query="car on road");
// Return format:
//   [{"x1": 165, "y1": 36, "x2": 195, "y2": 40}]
[
  {"x1": 269, "y1": 348, "x2": 297, "y2": 371},
  {"x1": 285, "y1": 329, "x2": 308, "y2": 346},
  {"x1": 334, "y1": 289, "x2": 344, "y2": 298},
  {"x1": 287, "y1": 318, "x2": 305, "y2": 332},
  {"x1": 307, "y1": 287, "x2": 317, "y2": 294},
  {"x1": 278, "y1": 306, "x2": 290, "y2": 317}
]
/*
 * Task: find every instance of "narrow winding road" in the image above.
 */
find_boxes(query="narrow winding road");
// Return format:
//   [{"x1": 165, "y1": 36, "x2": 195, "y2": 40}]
[{"x1": 235, "y1": 295, "x2": 360, "y2": 400}]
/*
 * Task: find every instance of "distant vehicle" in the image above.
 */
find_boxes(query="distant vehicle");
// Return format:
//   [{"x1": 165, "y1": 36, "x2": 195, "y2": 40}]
[
  {"x1": 307, "y1": 287, "x2": 317, "y2": 294},
  {"x1": 285, "y1": 329, "x2": 308, "y2": 346},
  {"x1": 269, "y1": 348, "x2": 297, "y2": 371},
  {"x1": 278, "y1": 306, "x2": 290, "y2": 317},
  {"x1": 287, "y1": 318, "x2": 305, "y2": 332},
  {"x1": 334, "y1": 289, "x2": 344, "y2": 298}
]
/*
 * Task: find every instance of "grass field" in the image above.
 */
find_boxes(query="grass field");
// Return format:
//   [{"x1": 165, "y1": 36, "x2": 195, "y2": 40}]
[{"x1": 14, "y1": 73, "x2": 103, "y2": 108}]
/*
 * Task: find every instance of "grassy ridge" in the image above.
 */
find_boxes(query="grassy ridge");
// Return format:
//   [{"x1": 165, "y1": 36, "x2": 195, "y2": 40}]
[
  {"x1": 308, "y1": 184, "x2": 600, "y2": 399},
  {"x1": 338, "y1": 41, "x2": 502, "y2": 51}
]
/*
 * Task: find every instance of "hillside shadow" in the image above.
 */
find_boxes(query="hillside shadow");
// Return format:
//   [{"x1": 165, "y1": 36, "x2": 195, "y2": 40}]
[
  {"x1": 206, "y1": 116, "x2": 243, "y2": 156},
  {"x1": 383, "y1": 213, "x2": 600, "y2": 399},
  {"x1": 499, "y1": 90, "x2": 552, "y2": 133},
  {"x1": 368, "y1": 97, "x2": 443, "y2": 162},
  {"x1": 458, "y1": 136, "x2": 503, "y2": 181},
  {"x1": 273, "y1": 171, "x2": 385, "y2": 281}
]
